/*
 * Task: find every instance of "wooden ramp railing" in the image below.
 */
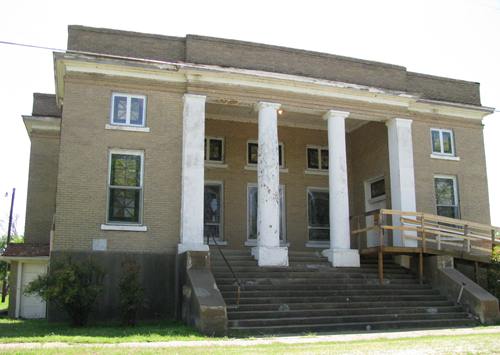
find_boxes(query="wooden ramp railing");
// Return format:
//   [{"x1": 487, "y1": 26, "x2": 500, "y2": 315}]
[{"x1": 351, "y1": 209, "x2": 500, "y2": 284}]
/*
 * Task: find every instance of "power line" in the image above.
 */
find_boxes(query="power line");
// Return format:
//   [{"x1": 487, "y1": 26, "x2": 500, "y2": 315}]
[{"x1": 0, "y1": 40, "x2": 64, "y2": 52}]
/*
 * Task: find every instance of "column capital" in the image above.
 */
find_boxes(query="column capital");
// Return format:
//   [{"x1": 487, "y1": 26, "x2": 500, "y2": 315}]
[
  {"x1": 255, "y1": 101, "x2": 281, "y2": 111},
  {"x1": 183, "y1": 93, "x2": 207, "y2": 103},
  {"x1": 386, "y1": 117, "x2": 413, "y2": 128},
  {"x1": 323, "y1": 109, "x2": 350, "y2": 121}
]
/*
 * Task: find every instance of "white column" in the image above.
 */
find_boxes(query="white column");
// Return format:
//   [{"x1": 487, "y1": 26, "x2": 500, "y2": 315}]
[
  {"x1": 178, "y1": 94, "x2": 209, "y2": 254},
  {"x1": 252, "y1": 101, "x2": 288, "y2": 266},
  {"x1": 386, "y1": 118, "x2": 417, "y2": 247},
  {"x1": 322, "y1": 110, "x2": 360, "y2": 267}
]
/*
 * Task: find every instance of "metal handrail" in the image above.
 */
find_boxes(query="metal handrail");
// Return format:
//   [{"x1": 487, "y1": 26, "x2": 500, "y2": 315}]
[{"x1": 208, "y1": 235, "x2": 242, "y2": 306}]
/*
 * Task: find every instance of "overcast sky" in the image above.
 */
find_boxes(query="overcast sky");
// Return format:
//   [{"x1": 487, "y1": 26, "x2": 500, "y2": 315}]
[{"x1": 0, "y1": 0, "x2": 499, "y2": 234}]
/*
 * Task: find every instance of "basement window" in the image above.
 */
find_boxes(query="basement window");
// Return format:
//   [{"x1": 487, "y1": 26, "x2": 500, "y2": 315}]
[{"x1": 111, "y1": 93, "x2": 147, "y2": 127}]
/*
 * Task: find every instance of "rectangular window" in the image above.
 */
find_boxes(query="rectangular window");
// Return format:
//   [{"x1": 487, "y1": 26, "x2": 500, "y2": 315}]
[
  {"x1": 107, "y1": 150, "x2": 144, "y2": 224},
  {"x1": 204, "y1": 137, "x2": 224, "y2": 163},
  {"x1": 431, "y1": 128, "x2": 455, "y2": 156},
  {"x1": 111, "y1": 93, "x2": 146, "y2": 127},
  {"x1": 247, "y1": 184, "x2": 285, "y2": 241},
  {"x1": 307, "y1": 188, "x2": 330, "y2": 241},
  {"x1": 370, "y1": 178, "x2": 386, "y2": 200},
  {"x1": 204, "y1": 182, "x2": 223, "y2": 241},
  {"x1": 434, "y1": 175, "x2": 460, "y2": 219},
  {"x1": 247, "y1": 141, "x2": 284, "y2": 168},
  {"x1": 307, "y1": 146, "x2": 329, "y2": 170}
]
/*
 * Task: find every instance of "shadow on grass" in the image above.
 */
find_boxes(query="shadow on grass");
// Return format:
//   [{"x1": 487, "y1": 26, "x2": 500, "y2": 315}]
[{"x1": 0, "y1": 316, "x2": 207, "y2": 343}]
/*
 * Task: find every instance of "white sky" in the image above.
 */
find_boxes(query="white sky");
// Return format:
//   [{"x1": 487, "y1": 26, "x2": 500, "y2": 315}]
[{"x1": 0, "y1": 0, "x2": 499, "y2": 234}]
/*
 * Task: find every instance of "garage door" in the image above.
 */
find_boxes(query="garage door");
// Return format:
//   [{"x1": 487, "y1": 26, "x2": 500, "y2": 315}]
[{"x1": 20, "y1": 263, "x2": 47, "y2": 319}]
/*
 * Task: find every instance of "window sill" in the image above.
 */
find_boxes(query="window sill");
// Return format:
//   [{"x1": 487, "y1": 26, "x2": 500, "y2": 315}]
[
  {"x1": 244, "y1": 165, "x2": 289, "y2": 173},
  {"x1": 205, "y1": 162, "x2": 228, "y2": 169},
  {"x1": 305, "y1": 241, "x2": 329, "y2": 248},
  {"x1": 100, "y1": 224, "x2": 148, "y2": 232},
  {"x1": 304, "y1": 169, "x2": 328, "y2": 176},
  {"x1": 208, "y1": 239, "x2": 228, "y2": 246},
  {"x1": 105, "y1": 124, "x2": 150, "y2": 133},
  {"x1": 244, "y1": 240, "x2": 289, "y2": 247},
  {"x1": 430, "y1": 154, "x2": 460, "y2": 161}
]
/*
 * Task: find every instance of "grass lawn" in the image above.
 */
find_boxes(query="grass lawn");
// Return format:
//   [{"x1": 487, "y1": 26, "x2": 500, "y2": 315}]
[
  {"x1": 0, "y1": 317, "x2": 209, "y2": 343},
  {"x1": 0, "y1": 332, "x2": 499, "y2": 354},
  {"x1": 0, "y1": 295, "x2": 8, "y2": 312}
]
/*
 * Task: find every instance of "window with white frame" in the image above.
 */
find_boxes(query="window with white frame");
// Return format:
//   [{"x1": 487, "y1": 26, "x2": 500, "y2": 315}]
[
  {"x1": 247, "y1": 141, "x2": 284, "y2": 168},
  {"x1": 247, "y1": 184, "x2": 285, "y2": 241},
  {"x1": 204, "y1": 182, "x2": 223, "y2": 241},
  {"x1": 111, "y1": 93, "x2": 147, "y2": 127},
  {"x1": 107, "y1": 150, "x2": 144, "y2": 224},
  {"x1": 307, "y1": 146, "x2": 328, "y2": 170},
  {"x1": 434, "y1": 175, "x2": 460, "y2": 219},
  {"x1": 307, "y1": 187, "x2": 329, "y2": 241},
  {"x1": 369, "y1": 178, "x2": 386, "y2": 201},
  {"x1": 431, "y1": 128, "x2": 455, "y2": 156},
  {"x1": 204, "y1": 137, "x2": 224, "y2": 163}
]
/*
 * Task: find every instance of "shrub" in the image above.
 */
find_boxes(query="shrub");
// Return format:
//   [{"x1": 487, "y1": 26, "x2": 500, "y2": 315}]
[
  {"x1": 25, "y1": 257, "x2": 104, "y2": 326},
  {"x1": 487, "y1": 246, "x2": 500, "y2": 301},
  {"x1": 119, "y1": 259, "x2": 144, "y2": 326}
]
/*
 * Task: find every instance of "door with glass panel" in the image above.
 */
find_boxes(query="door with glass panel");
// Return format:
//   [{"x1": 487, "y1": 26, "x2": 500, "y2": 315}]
[
  {"x1": 247, "y1": 184, "x2": 286, "y2": 244},
  {"x1": 204, "y1": 182, "x2": 223, "y2": 243},
  {"x1": 307, "y1": 188, "x2": 330, "y2": 243}
]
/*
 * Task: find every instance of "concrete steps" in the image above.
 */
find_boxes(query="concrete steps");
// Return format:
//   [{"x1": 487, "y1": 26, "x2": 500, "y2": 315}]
[{"x1": 210, "y1": 249, "x2": 477, "y2": 335}]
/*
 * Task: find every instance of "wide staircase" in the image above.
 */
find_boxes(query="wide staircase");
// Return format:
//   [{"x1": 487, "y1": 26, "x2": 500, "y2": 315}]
[{"x1": 210, "y1": 249, "x2": 477, "y2": 336}]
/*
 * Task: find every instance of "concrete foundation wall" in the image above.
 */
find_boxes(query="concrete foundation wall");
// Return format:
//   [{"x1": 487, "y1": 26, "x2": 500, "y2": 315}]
[{"x1": 48, "y1": 251, "x2": 176, "y2": 321}]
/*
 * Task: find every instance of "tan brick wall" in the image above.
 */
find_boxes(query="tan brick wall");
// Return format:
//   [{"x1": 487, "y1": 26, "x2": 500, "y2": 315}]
[
  {"x1": 53, "y1": 76, "x2": 183, "y2": 253},
  {"x1": 412, "y1": 119, "x2": 490, "y2": 224},
  {"x1": 24, "y1": 133, "x2": 60, "y2": 244},
  {"x1": 205, "y1": 119, "x2": 328, "y2": 251}
]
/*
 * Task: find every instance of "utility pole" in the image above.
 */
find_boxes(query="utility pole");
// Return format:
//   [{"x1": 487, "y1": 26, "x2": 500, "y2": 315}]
[{"x1": 2, "y1": 188, "x2": 15, "y2": 304}]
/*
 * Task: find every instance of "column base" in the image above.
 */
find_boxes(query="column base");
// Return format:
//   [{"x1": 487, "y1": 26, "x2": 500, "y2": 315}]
[
  {"x1": 252, "y1": 246, "x2": 289, "y2": 267},
  {"x1": 178, "y1": 243, "x2": 209, "y2": 254},
  {"x1": 322, "y1": 248, "x2": 360, "y2": 267}
]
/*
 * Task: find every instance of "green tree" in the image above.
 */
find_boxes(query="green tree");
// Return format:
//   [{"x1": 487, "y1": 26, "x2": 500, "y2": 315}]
[{"x1": 25, "y1": 257, "x2": 104, "y2": 326}]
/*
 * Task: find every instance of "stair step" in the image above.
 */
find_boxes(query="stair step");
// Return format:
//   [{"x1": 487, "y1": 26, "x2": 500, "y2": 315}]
[
  {"x1": 224, "y1": 294, "x2": 447, "y2": 305},
  {"x1": 228, "y1": 312, "x2": 471, "y2": 327},
  {"x1": 229, "y1": 318, "x2": 477, "y2": 335},
  {"x1": 228, "y1": 305, "x2": 464, "y2": 319},
  {"x1": 228, "y1": 300, "x2": 456, "y2": 312},
  {"x1": 221, "y1": 289, "x2": 439, "y2": 298},
  {"x1": 218, "y1": 283, "x2": 432, "y2": 292},
  {"x1": 215, "y1": 277, "x2": 421, "y2": 285}
]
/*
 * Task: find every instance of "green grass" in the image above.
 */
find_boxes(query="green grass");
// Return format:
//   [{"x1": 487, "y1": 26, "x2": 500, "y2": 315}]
[
  {"x1": 0, "y1": 295, "x2": 8, "y2": 312},
  {"x1": 0, "y1": 317, "x2": 209, "y2": 343},
  {"x1": 0, "y1": 332, "x2": 499, "y2": 354}
]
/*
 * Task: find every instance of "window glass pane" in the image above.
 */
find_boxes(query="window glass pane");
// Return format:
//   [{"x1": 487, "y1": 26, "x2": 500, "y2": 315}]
[
  {"x1": 442, "y1": 131, "x2": 453, "y2": 154},
  {"x1": 437, "y1": 206, "x2": 458, "y2": 219},
  {"x1": 309, "y1": 229, "x2": 330, "y2": 241},
  {"x1": 248, "y1": 186, "x2": 258, "y2": 239},
  {"x1": 108, "y1": 188, "x2": 140, "y2": 223},
  {"x1": 209, "y1": 139, "x2": 223, "y2": 161},
  {"x1": 204, "y1": 185, "x2": 221, "y2": 224},
  {"x1": 204, "y1": 139, "x2": 207, "y2": 161},
  {"x1": 111, "y1": 154, "x2": 141, "y2": 187},
  {"x1": 278, "y1": 145, "x2": 283, "y2": 167},
  {"x1": 307, "y1": 148, "x2": 319, "y2": 169},
  {"x1": 130, "y1": 97, "x2": 144, "y2": 125},
  {"x1": 370, "y1": 179, "x2": 385, "y2": 199},
  {"x1": 113, "y1": 96, "x2": 127, "y2": 124},
  {"x1": 204, "y1": 225, "x2": 220, "y2": 241},
  {"x1": 308, "y1": 190, "x2": 329, "y2": 227},
  {"x1": 248, "y1": 143, "x2": 258, "y2": 165},
  {"x1": 321, "y1": 149, "x2": 329, "y2": 170},
  {"x1": 435, "y1": 178, "x2": 455, "y2": 205},
  {"x1": 431, "y1": 130, "x2": 441, "y2": 153}
]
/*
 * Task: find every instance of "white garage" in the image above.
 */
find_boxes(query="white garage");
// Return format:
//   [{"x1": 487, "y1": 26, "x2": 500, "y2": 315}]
[{"x1": 17, "y1": 261, "x2": 48, "y2": 319}]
